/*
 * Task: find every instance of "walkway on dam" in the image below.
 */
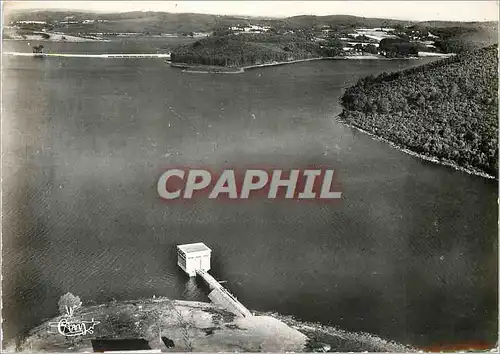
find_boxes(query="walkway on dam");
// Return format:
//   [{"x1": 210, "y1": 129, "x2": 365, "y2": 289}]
[
  {"x1": 196, "y1": 269, "x2": 252, "y2": 318},
  {"x1": 3, "y1": 52, "x2": 171, "y2": 59}
]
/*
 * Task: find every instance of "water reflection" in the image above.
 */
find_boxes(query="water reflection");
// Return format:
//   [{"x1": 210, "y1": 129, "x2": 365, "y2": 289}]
[{"x1": 182, "y1": 277, "x2": 203, "y2": 300}]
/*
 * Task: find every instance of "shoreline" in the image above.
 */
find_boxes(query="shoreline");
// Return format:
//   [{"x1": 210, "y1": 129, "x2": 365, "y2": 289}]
[
  {"x1": 239, "y1": 56, "x2": 341, "y2": 71},
  {"x1": 172, "y1": 54, "x2": 452, "y2": 74},
  {"x1": 336, "y1": 117, "x2": 497, "y2": 180},
  {"x1": 12, "y1": 297, "x2": 413, "y2": 353},
  {"x1": 170, "y1": 57, "x2": 337, "y2": 74},
  {"x1": 264, "y1": 311, "x2": 415, "y2": 352},
  {"x1": 3, "y1": 35, "x2": 105, "y2": 43}
]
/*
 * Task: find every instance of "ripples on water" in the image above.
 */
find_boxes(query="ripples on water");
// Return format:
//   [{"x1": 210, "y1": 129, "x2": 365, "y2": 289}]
[{"x1": 2, "y1": 40, "x2": 498, "y2": 349}]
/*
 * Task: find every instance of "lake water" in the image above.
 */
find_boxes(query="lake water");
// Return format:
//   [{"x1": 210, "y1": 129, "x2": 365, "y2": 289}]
[{"x1": 2, "y1": 39, "x2": 498, "y2": 349}]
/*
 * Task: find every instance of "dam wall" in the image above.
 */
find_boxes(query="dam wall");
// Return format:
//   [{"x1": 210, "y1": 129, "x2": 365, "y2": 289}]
[
  {"x1": 3, "y1": 52, "x2": 171, "y2": 59},
  {"x1": 197, "y1": 269, "x2": 252, "y2": 318}
]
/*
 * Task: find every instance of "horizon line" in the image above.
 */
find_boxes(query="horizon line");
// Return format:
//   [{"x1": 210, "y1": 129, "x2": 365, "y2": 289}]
[{"x1": 4, "y1": 8, "x2": 499, "y2": 23}]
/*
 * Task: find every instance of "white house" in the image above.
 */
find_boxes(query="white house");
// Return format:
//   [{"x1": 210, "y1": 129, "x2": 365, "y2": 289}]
[{"x1": 177, "y1": 243, "x2": 211, "y2": 277}]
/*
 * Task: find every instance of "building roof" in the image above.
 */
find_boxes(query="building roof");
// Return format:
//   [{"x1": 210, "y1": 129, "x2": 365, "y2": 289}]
[{"x1": 177, "y1": 242, "x2": 211, "y2": 254}]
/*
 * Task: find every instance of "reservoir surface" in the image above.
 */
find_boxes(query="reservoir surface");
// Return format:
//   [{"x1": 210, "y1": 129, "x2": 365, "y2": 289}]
[{"x1": 2, "y1": 39, "x2": 498, "y2": 349}]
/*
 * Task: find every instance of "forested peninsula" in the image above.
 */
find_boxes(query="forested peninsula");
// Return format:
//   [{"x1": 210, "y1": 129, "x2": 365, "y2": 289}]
[
  {"x1": 339, "y1": 45, "x2": 498, "y2": 177},
  {"x1": 170, "y1": 32, "x2": 342, "y2": 67}
]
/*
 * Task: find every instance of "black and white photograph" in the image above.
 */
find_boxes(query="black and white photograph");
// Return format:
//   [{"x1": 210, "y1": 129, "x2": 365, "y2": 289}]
[{"x1": 1, "y1": 1, "x2": 499, "y2": 352}]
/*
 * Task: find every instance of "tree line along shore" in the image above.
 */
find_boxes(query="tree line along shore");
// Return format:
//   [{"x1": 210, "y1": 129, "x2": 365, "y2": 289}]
[
  {"x1": 168, "y1": 21, "x2": 496, "y2": 69},
  {"x1": 171, "y1": 34, "x2": 498, "y2": 178},
  {"x1": 167, "y1": 32, "x2": 433, "y2": 69},
  {"x1": 170, "y1": 33, "x2": 341, "y2": 68},
  {"x1": 339, "y1": 45, "x2": 498, "y2": 178},
  {"x1": 168, "y1": 28, "x2": 498, "y2": 179}
]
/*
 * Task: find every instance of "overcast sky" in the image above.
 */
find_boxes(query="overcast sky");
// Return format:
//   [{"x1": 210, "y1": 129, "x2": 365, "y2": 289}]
[{"x1": 3, "y1": 1, "x2": 499, "y2": 22}]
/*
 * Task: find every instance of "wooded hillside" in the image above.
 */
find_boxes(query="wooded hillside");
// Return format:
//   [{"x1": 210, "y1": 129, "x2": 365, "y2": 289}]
[
  {"x1": 170, "y1": 33, "x2": 342, "y2": 67},
  {"x1": 340, "y1": 45, "x2": 498, "y2": 176}
]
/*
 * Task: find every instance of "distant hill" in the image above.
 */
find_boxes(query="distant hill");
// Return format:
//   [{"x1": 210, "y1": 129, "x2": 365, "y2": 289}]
[
  {"x1": 433, "y1": 28, "x2": 497, "y2": 54},
  {"x1": 416, "y1": 22, "x2": 499, "y2": 53},
  {"x1": 4, "y1": 10, "x2": 255, "y2": 34},
  {"x1": 274, "y1": 15, "x2": 411, "y2": 30},
  {"x1": 5, "y1": 10, "x2": 498, "y2": 36},
  {"x1": 340, "y1": 45, "x2": 498, "y2": 177},
  {"x1": 415, "y1": 20, "x2": 498, "y2": 29}
]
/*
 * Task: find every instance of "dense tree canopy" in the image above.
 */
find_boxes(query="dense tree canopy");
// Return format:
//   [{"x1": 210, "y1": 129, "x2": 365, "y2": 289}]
[
  {"x1": 340, "y1": 45, "x2": 498, "y2": 176},
  {"x1": 171, "y1": 33, "x2": 343, "y2": 67},
  {"x1": 379, "y1": 38, "x2": 424, "y2": 57},
  {"x1": 58, "y1": 292, "x2": 82, "y2": 317}
]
